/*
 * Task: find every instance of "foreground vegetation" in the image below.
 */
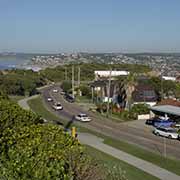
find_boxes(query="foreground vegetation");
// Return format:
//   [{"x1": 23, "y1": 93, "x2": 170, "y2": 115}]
[{"x1": 0, "y1": 92, "x2": 116, "y2": 180}]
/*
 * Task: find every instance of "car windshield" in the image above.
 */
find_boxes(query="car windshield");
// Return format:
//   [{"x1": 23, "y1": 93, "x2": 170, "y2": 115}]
[
  {"x1": 80, "y1": 114, "x2": 88, "y2": 117},
  {"x1": 167, "y1": 129, "x2": 177, "y2": 133}
]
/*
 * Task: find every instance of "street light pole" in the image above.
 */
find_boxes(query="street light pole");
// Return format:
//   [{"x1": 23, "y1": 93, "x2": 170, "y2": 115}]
[
  {"x1": 107, "y1": 68, "x2": 112, "y2": 117},
  {"x1": 72, "y1": 65, "x2": 75, "y2": 98},
  {"x1": 164, "y1": 137, "x2": 166, "y2": 158}
]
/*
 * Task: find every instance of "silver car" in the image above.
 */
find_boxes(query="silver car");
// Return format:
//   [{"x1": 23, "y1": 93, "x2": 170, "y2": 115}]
[{"x1": 153, "y1": 127, "x2": 179, "y2": 139}]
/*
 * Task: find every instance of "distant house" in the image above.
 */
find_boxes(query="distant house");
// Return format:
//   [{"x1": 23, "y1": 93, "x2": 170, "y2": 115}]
[{"x1": 132, "y1": 85, "x2": 158, "y2": 107}]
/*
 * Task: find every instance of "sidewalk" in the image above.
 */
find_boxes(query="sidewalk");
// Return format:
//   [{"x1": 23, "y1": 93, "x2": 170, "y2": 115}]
[
  {"x1": 79, "y1": 132, "x2": 180, "y2": 180},
  {"x1": 18, "y1": 95, "x2": 39, "y2": 110}
]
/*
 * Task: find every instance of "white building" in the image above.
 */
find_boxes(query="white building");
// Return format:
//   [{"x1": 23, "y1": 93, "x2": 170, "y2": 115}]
[
  {"x1": 94, "y1": 70, "x2": 129, "y2": 80},
  {"x1": 162, "y1": 76, "x2": 176, "y2": 81}
]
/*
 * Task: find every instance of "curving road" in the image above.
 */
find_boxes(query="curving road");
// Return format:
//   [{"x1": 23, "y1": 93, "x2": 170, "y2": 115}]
[{"x1": 41, "y1": 85, "x2": 180, "y2": 159}]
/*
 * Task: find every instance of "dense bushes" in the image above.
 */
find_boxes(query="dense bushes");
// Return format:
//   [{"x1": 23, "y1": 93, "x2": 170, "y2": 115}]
[
  {"x1": 0, "y1": 97, "x2": 107, "y2": 179},
  {"x1": 0, "y1": 124, "x2": 104, "y2": 180},
  {"x1": 0, "y1": 69, "x2": 46, "y2": 96}
]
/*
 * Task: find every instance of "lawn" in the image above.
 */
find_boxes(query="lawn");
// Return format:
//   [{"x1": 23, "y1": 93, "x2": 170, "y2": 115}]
[
  {"x1": 27, "y1": 95, "x2": 180, "y2": 176},
  {"x1": 85, "y1": 145, "x2": 160, "y2": 180}
]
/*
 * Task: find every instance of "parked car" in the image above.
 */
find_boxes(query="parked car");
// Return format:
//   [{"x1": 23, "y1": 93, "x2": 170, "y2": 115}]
[
  {"x1": 64, "y1": 94, "x2": 75, "y2": 103},
  {"x1": 153, "y1": 118, "x2": 175, "y2": 128},
  {"x1": 53, "y1": 102, "x2": 63, "y2": 110},
  {"x1": 75, "y1": 113, "x2": 91, "y2": 122},
  {"x1": 52, "y1": 89, "x2": 58, "y2": 93},
  {"x1": 47, "y1": 97, "x2": 53, "y2": 102},
  {"x1": 174, "y1": 123, "x2": 180, "y2": 129},
  {"x1": 145, "y1": 118, "x2": 155, "y2": 125},
  {"x1": 153, "y1": 127, "x2": 179, "y2": 139}
]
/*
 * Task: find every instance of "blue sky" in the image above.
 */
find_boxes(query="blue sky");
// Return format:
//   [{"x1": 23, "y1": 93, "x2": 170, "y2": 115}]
[{"x1": 0, "y1": 0, "x2": 180, "y2": 53}]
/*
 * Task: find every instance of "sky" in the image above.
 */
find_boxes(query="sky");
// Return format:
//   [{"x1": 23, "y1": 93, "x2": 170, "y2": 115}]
[{"x1": 0, "y1": 0, "x2": 180, "y2": 53}]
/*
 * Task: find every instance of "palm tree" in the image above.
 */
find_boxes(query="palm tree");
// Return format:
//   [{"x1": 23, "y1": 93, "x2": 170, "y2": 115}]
[{"x1": 116, "y1": 73, "x2": 137, "y2": 111}]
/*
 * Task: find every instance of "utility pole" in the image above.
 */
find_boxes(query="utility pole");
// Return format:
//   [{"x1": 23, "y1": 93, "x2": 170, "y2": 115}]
[
  {"x1": 65, "y1": 67, "x2": 68, "y2": 81},
  {"x1": 164, "y1": 137, "x2": 166, "y2": 158},
  {"x1": 72, "y1": 65, "x2": 75, "y2": 98},
  {"x1": 78, "y1": 66, "x2": 81, "y2": 87},
  {"x1": 91, "y1": 86, "x2": 94, "y2": 103},
  {"x1": 107, "y1": 68, "x2": 112, "y2": 117},
  {"x1": 161, "y1": 69, "x2": 164, "y2": 101}
]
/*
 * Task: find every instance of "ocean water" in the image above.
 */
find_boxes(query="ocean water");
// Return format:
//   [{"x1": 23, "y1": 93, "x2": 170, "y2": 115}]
[{"x1": 0, "y1": 54, "x2": 32, "y2": 69}]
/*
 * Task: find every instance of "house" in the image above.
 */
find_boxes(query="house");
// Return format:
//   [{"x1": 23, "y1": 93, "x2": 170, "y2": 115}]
[
  {"x1": 90, "y1": 80, "x2": 127, "y2": 108},
  {"x1": 132, "y1": 85, "x2": 158, "y2": 107}
]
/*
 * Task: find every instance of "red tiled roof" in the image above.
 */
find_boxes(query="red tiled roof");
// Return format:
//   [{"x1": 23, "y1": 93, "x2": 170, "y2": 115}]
[{"x1": 158, "y1": 99, "x2": 180, "y2": 107}]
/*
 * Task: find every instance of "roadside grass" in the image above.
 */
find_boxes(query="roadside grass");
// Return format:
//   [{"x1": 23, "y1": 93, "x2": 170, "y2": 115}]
[
  {"x1": 93, "y1": 111, "x2": 125, "y2": 123},
  {"x1": 75, "y1": 95, "x2": 92, "y2": 103},
  {"x1": 10, "y1": 95, "x2": 25, "y2": 102},
  {"x1": 80, "y1": 127, "x2": 180, "y2": 176},
  {"x1": 27, "y1": 95, "x2": 180, "y2": 176},
  {"x1": 85, "y1": 145, "x2": 160, "y2": 180},
  {"x1": 27, "y1": 96, "x2": 66, "y2": 125}
]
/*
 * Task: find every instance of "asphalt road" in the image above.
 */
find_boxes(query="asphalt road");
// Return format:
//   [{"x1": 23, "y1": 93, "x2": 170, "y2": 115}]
[{"x1": 41, "y1": 85, "x2": 180, "y2": 159}]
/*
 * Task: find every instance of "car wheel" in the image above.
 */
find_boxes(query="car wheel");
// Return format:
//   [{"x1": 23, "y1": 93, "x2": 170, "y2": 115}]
[
  {"x1": 168, "y1": 135, "x2": 172, "y2": 139},
  {"x1": 156, "y1": 132, "x2": 160, "y2": 136}
]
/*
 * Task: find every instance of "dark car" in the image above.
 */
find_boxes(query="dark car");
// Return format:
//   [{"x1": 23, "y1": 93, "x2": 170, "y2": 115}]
[
  {"x1": 64, "y1": 94, "x2": 75, "y2": 103},
  {"x1": 145, "y1": 118, "x2": 155, "y2": 125}
]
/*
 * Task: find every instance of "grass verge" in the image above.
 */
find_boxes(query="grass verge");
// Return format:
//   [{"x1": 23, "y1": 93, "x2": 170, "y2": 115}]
[{"x1": 85, "y1": 145, "x2": 160, "y2": 180}]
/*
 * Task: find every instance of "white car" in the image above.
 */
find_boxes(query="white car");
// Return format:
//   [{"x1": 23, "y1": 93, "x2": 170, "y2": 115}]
[
  {"x1": 153, "y1": 127, "x2": 179, "y2": 139},
  {"x1": 75, "y1": 113, "x2": 91, "y2": 122},
  {"x1": 60, "y1": 91, "x2": 65, "y2": 95},
  {"x1": 53, "y1": 89, "x2": 58, "y2": 93},
  {"x1": 47, "y1": 97, "x2": 53, "y2": 102},
  {"x1": 53, "y1": 102, "x2": 63, "y2": 110}
]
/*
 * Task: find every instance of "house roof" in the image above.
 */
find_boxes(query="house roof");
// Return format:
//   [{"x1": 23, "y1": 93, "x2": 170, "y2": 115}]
[
  {"x1": 157, "y1": 99, "x2": 180, "y2": 107},
  {"x1": 150, "y1": 105, "x2": 180, "y2": 116},
  {"x1": 132, "y1": 85, "x2": 158, "y2": 102}
]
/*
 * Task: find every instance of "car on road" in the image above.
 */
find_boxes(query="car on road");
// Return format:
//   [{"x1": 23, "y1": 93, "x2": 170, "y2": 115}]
[
  {"x1": 64, "y1": 94, "x2": 75, "y2": 103},
  {"x1": 53, "y1": 102, "x2": 63, "y2": 110},
  {"x1": 52, "y1": 89, "x2": 58, "y2": 93},
  {"x1": 153, "y1": 127, "x2": 179, "y2": 139},
  {"x1": 47, "y1": 97, "x2": 53, "y2": 102},
  {"x1": 60, "y1": 91, "x2": 65, "y2": 95},
  {"x1": 75, "y1": 113, "x2": 91, "y2": 122}
]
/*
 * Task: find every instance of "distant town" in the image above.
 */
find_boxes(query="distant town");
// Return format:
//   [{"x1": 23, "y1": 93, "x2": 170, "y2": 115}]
[{"x1": 23, "y1": 52, "x2": 180, "y2": 77}]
